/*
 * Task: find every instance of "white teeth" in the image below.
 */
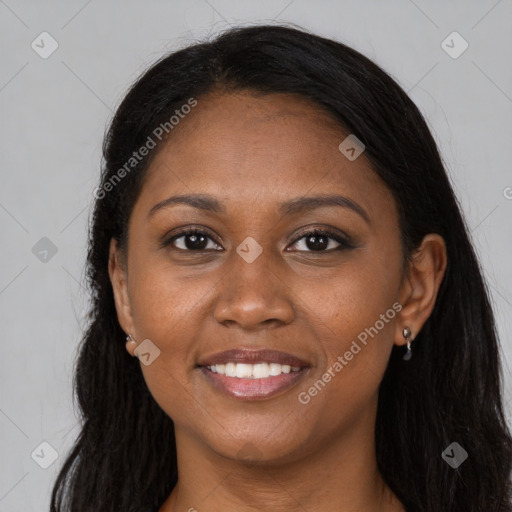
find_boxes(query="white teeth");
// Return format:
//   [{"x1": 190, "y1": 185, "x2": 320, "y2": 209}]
[
  {"x1": 253, "y1": 363, "x2": 270, "y2": 378},
  {"x1": 269, "y1": 363, "x2": 283, "y2": 375},
  {"x1": 207, "y1": 362, "x2": 302, "y2": 378},
  {"x1": 225, "y1": 362, "x2": 236, "y2": 377},
  {"x1": 235, "y1": 363, "x2": 253, "y2": 378}
]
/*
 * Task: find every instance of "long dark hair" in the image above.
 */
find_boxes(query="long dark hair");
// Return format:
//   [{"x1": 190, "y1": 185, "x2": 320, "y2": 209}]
[{"x1": 50, "y1": 23, "x2": 512, "y2": 512}]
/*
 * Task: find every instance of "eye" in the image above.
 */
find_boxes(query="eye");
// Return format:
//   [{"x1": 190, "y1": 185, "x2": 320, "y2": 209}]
[
  {"x1": 287, "y1": 228, "x2": 354, "y2": 252},
  {"x1": 162, "y1": 226, "x2": 354, "y2": 253},
  {"x1": 163, "y1": 228, "x2": 222, "y2": 252}
]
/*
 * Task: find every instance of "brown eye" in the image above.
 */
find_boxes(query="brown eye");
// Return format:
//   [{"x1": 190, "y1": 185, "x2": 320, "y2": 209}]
[
  {"x1": 288, "y1": 228, "x2": 354, "y2": 252},
  {"x1": 164, "y1": 228, "x2": 222, "y2": 251}
]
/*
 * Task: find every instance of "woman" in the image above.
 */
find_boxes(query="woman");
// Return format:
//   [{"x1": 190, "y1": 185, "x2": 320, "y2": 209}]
[{"x1": 50, "y1": 24, "x2": 512, "y2": 512}]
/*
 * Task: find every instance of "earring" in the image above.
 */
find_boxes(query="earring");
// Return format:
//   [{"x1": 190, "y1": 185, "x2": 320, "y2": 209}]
[
  {"x1": 402, "y1": 327, "x2": 413, "y2": 361},
  {"x1": 125, "y1": 334, "x2": 137, "y2": 356}
]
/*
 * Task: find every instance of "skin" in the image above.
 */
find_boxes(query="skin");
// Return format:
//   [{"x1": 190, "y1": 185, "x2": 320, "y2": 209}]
[{"x1": 109, "y1": 91, "x2": 447, "y2": 512}]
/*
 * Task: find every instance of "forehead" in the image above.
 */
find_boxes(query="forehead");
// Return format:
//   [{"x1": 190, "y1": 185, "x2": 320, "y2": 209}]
[{"x1": 135, "y1": 91, "x2": 394, "y2": 221}]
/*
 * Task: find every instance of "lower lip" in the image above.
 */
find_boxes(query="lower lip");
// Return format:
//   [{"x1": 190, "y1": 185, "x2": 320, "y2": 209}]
[{"x1": 198, "y1": 366, "x2": 310, "y2": 400}]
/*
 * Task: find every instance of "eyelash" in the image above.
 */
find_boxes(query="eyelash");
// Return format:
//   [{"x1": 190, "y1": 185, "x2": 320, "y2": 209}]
[{"x1": 162, "y1": 226, "x2": 354, "y2": 253}]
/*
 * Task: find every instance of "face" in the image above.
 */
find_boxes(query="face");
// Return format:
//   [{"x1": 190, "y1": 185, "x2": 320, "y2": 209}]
[{"x1": 111, "y1": 91, "x2": 409, "y2": 464}]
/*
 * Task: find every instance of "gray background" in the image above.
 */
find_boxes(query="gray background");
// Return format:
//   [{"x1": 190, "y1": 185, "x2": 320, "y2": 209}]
[{"x1": 1, "y1": 1, "x2": 511, "y2": 510}]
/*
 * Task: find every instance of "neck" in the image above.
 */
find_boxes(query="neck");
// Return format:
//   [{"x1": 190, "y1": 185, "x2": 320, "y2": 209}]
[{"x1": 160, "y1": 398, "x2": 404, "y2": 512}]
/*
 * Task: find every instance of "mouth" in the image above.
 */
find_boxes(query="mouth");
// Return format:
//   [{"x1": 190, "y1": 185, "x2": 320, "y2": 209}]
[{"x1": 196, "y1": 348, "x2": 311, "y2": 400}]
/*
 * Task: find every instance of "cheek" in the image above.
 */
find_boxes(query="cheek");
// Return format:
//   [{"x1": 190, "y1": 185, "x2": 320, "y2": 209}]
[
  {"x1": 129, "y1": 256, "x2": 208, "y2": 339},
  {"x1": 298, "y1": 239, "x2": 401, "y2": 341},
  {"x1": 127, "y1": 265, "x2": 207, "y2": 421},
  {"x1": 295, "y1": 245, "x2": 402, "y2": 409},
  {"x1": 127, "y1": 258, "x2": 208, "y2": 381}
]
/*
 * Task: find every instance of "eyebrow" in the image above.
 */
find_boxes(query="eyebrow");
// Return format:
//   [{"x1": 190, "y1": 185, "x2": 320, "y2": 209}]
[{"x1": 148, "y1": 193, "x2": 371, "y2": 224}]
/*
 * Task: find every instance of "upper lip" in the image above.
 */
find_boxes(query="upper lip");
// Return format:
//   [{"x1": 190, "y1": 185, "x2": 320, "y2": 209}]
[{"x1": 197, "y1": 348, "x2": 310, "y2": 367}]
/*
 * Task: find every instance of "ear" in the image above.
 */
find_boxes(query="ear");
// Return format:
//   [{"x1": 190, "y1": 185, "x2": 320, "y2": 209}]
[
  {"x1": 394, "y1": 233, "x2": 447, "y2": 346},
  {"x1": 108, "y1": 238, "x2": 137, "y2": 356}
]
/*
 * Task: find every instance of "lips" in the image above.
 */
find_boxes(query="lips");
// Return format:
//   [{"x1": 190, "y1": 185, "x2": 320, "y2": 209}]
[
  {"x1": 196, "y1": 348, "x2": 311, "y2": 400},
  {"x1": 199, "y1": 366, "x2": 309, "y2": 400},
  {"x1": 197, "y1": 348, "x2": 310, "y2": 368}
]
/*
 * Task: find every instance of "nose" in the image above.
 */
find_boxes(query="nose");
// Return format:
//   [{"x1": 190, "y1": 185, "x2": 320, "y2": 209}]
[{"x1": 213, "y1": 246, "x2": 295, "y2": 331}]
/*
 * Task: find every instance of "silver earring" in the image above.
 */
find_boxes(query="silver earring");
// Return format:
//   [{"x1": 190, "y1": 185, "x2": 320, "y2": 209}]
[
  {"x1": 125, "y1": 334, "x2": 137, "y2": 355},
  {"x1": 402, "y1": 327, "x2": 413, "y2": 361}
]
